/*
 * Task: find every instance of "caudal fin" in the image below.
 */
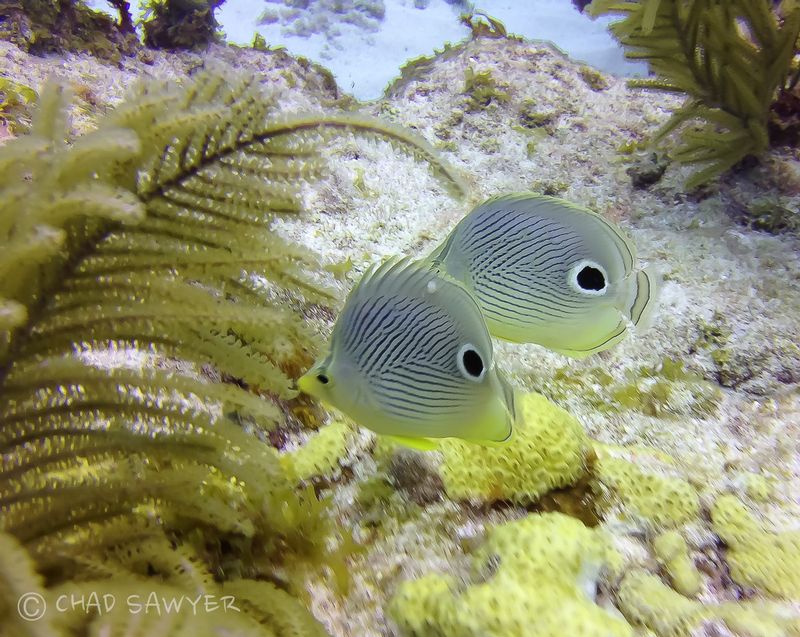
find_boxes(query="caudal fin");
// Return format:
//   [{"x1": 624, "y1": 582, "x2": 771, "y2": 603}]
[{"x1": 626, "y1": 266, "x2": 660, "y2": 331}]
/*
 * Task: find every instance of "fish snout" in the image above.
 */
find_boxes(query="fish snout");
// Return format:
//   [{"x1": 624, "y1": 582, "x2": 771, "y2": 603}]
[{"x1": 296, "y1": 372, "x2": 315, "y2": 395}]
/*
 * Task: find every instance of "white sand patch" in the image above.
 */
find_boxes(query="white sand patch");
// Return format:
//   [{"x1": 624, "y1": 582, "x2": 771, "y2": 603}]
[{"x1": 85, "y1": 0, "x2": 646, "y2": 99}]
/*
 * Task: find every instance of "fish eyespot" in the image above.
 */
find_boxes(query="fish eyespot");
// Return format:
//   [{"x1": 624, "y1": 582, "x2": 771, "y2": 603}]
[
  {"x1": 316, "y1": 373, "x2": 329, "y2": 385},
  {"x1": 569, "y1": 260, "x2": 608, "y2": 296},
  {"x1": 457, "y1": 344, "x2": 485, "y2": 382},
  {"x1": 578, "y1": 266, "x2": 605, "y2": 290}
]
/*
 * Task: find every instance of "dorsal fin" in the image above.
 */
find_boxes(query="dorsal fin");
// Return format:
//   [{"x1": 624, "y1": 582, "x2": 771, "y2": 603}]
[{"x1": 346, "y1": 256, "x2": 483, "y2": 320}]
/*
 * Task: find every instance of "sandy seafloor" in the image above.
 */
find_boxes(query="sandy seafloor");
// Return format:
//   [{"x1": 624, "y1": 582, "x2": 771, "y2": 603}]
[
  {"x1": 2, "y1": 25, "x2": 800, "y2": 637},
  {"x1": 86, "y1": 0, "x2": 648, "y2": 99}
]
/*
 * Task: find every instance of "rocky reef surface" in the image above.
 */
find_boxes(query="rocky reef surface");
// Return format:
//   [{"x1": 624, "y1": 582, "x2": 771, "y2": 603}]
[{"x1": 2, "y1": 32, "x2": 799, "y2": 636}]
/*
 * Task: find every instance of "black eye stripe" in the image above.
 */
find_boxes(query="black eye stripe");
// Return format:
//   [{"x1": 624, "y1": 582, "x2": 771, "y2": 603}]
[
  {"x1": 462, "y1": 348, "x2": 484, "y2": 377},
  {"x1": 577, "y1": 265, "x2": 605, "y2": 291}
]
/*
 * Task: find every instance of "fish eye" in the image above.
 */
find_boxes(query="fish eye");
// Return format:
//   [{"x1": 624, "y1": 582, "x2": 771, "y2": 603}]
[
  {"x1": 569, "y1": 260, "x2": 608, "y2": 296},
  {"x1": 457, "y1": 344, "x2": 485, "y2": 382},
  {"x1": 316, "y1": 373, "x2": 329, "y2": 385},
  {"x1": 578, "y1": 266, "x2": 605, "y2": 290}
]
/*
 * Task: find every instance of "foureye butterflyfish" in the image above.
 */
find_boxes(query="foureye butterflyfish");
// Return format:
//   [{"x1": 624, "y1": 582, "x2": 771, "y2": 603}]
[
  {"x1": 428, "y1": 193, "x2": 659, "y2": 358},
  {"x1": 297, "y1": 257, "x2": 516, "y2": 447}
]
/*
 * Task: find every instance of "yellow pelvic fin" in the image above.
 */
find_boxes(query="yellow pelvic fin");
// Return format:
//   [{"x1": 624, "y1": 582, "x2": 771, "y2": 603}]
[
  {"x1": 464, "y1": 435, "x2": 514, "y2": 447},
  {"x1": 385, "y1": 435, "x2": 440, "y2": 451},
  {"x1": 549, "y1": 347, "x2": 596, "y2": 359},
  {"x1": 548, "y1": 313, "x2": 630, "y2": 359}
]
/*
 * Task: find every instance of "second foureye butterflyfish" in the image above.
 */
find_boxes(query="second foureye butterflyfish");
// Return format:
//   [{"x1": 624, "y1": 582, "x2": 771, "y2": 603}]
[{"x1": 428, "y1": 193, "x2": 659, "y2": 358}]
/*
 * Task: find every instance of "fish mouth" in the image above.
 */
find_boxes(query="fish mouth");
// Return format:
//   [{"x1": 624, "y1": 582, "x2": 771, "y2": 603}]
[{"x1": 296, "y1": 372, "x2": 315, "y2": 395}]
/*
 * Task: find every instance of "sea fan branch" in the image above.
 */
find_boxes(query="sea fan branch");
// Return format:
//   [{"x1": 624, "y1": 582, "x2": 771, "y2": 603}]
[
  {"x1": 0, "y1": 67, "x2": 465, "y2": 635},
  {"x1": 590, "y1": 0, "x2": 800, "y2": 187}
]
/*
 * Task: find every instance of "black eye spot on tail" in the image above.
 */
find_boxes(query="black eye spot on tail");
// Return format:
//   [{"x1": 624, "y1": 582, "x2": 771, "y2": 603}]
[
  {"x1": 577, "y1": 265, "x2": 606, "y2": 291},
  {"x1": 316, "y1": 373, "x2": 329, "y2": 385},
  {"x1": 462, "y1": 349, "x2": 484, "y2": 377},
  {"x1": 457, "y1": 343, "x2": 486, "y2": 382},
  {"x1": 569, "y1": 260, "x2": 608, "y2": 296}
]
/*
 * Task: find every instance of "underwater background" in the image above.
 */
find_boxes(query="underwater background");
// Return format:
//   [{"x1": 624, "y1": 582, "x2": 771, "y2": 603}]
[{"x1": 0, "y1": 1, "x2": 799, "y2": 636}]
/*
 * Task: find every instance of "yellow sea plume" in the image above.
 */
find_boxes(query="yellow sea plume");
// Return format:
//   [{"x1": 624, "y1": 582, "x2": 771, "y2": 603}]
[
  {"x1": 437, "y1": 392, "x2": 589, "y2": 503},
  {"x1": 389, "y1": 512, "x2": 632, "y2": 637}
]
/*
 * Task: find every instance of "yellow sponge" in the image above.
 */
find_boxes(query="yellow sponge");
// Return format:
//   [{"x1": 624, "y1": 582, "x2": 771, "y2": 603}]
[
  {"x1": 389, "y1": 574, "x2": 458, "y2": 635},
  {"x1": 593, "y1": 451, "x2": 699, "y2": 529},
  {"x1": 438, "y1": 392, "x2": 589, "y2": 504},
  {"x1": 281, "y1": 420, "x2": 356, "y2": 482},
  {"x1": 390, "y1": 512, "x2": 632, "y2": 637},
  {"x1": 743, "y1": 473, "x2": 773, "y2": 502},
  {"x1": 711, "y1": 494, "x2": 800, "y2": 599},
  {"x1": 617, "y1": 570, "x2": 704, "y2": 637},
  {"x1": 652, "y1": 531, "x2": 702, "y2": 597},
  {"x1": 617, "y1": 569, "x2": 800, "y2": 637}
]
